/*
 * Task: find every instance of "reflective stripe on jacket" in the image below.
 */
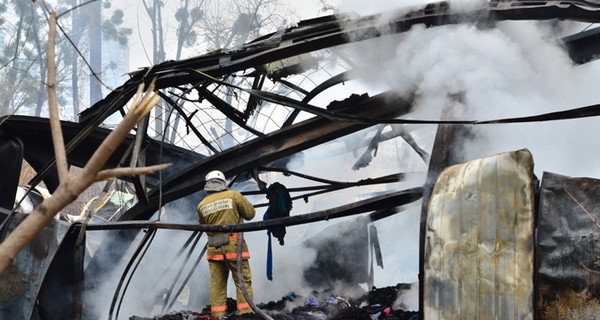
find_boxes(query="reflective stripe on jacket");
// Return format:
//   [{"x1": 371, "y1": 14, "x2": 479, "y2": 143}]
[{"x1": 207, "y1": 251, "x2": 251, "y2": 260}]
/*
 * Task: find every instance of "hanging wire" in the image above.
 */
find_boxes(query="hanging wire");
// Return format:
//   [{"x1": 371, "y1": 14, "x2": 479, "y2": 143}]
[
  {"x1": 108, "y1": 228, "x2": 157, "y2": 320},
  {"x1": 165, "y1": 242, "x2": 208, "y2": 311},
  {"x1": 160, "y1": 232, "x2": 204, "y2": 313},
  {"x1": 57, "y1": 0, "x2": 100, "y2": 19},
  {"x1": 52, "y1": 3, "x2": 114, "y2": 91},
  {"x1": 580, "y1": 23, "x2": 595, "y2": 33},
  {"x1": 148, "y1": 231, "x2": 200, "y2": 293},
  {"x1": 157, "y1": 87, "x2": 197, "y2": 219}
]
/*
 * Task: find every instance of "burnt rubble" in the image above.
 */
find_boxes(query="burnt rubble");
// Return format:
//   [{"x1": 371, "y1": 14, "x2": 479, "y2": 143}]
[
  {"x1": 129, "y1": 284, "x2": 417, "y2": 320},
  {"x1": 5, "y1": 2, "x2": 600, "y2": 319}
]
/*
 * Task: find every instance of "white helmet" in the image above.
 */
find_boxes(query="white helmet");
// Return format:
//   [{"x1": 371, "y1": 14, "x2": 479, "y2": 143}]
[{"x1": 205, "y1": 170, "x2": 226, "y2": 182}]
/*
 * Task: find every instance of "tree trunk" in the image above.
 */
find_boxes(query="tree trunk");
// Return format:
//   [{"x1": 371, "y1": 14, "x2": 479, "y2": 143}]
[
  {"x1": 1, "y1": 13, "x2": 24, "y2": 114},
  {"x1": 175, "y1": 0, "x2": 190, "y2": 61},
  {"x1": 71, "y1": 0, "x2": 80, "y2": 119},
  {"x1": 35, "y1": 63, "x2": 47, "y2": 117},
  {"x1": 88, "y1": 0, "x2": 102, "y2": 105},
  {"x1": 30, "y1": 5, "x2": 47, "y2": 117}
]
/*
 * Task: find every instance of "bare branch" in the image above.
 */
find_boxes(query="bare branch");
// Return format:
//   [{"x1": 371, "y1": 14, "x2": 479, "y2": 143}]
[
  {"x1": 57, "y1": 0, "x2": 100, "y2": 19},
  {"x1": 0, "y1": 82, "x2": 161, "y2": 275},
  {"x1": 55, "y1": 20, "x2": 114, "y2": 92},
  {"x1": 96, "y1": 163, "x2": 172, "y2": 181},
  {"x1": 46, "y1": 10, "x2": 69, "y2": 183}
]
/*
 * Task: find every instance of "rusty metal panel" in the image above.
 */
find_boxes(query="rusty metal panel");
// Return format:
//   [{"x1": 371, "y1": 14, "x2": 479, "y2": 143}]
[
  {"x1": 536, "y1": 172, "x2": 600, "y2": 319},
  {"x1": 424, "y1": 149, "x2": 535, "y2": 320},
  {"x1": 0, "y1": 215, "x2": 69, "y2": 320}
]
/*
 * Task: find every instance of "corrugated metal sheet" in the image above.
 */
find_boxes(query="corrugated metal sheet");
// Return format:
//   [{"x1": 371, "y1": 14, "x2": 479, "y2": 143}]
[
  {"x1": 0, "y1": 215, "x2": 69, "y2": 320},
  {"x1": 424, "y1": 149, "x2": 535, "y2": 320},
  {"x1": 536, "y1": 172, "x2": 600, "y2": 319}
]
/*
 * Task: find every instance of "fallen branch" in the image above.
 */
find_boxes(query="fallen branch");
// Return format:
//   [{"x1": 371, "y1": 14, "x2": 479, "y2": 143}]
[
  {"x1": 97, "y1": 163, "x2": 172, "y2": 181},
  {"x1": 0, "y1": 81, "x2": 162, "y2": 275}
]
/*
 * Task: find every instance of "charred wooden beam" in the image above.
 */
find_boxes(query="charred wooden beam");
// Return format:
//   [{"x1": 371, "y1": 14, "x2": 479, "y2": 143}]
[
  {"x1": 197, "y1": 87, "x2": 265, "y2": 137},
  {"x1": 157, "y1": 92, "x2": 220, "y2": 154},
  {"x1": 85, "y1": 90, "x2": 415, "y2": 289},
  {"x1": 370, "y1": 207, "x2": 403, "y2": 222},
  {"x1": 244, "y1": 74, "x2": 266, "y2": 119},
  {"x1": 79, "y1": 1, "x2": 600, "y2": 126},
  {"x1": 130, "y1": 114, "x2": 150, "y2": 204},
  {"x1": 283, "y1": 71, "x2": 351, "y2": 127},
  {"x1": 418, "y1": 94, "x2": 473, "y2": 319},
  {"x1": 85, "y1": 187, "x2": 423, "y2": 232},
  {"x1": 563, "y1": 26, "x2": 600, "y2": 65},
  {"x1": 119, "y1": 90, "x2": 415, "y2": 222}
]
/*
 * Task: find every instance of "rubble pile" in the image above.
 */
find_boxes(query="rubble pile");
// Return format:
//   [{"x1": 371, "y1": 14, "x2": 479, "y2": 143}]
[{"x1": 130, "y1": 284, "x2": 418, "y2": 320}]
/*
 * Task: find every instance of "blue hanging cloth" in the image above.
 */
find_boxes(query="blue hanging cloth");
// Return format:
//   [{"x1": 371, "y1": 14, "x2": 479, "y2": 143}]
[
  {"x1": 265, "y1": 222, "x2": 273, "y2": 280},
  {"x1": 264, "y1": 208, "x2": 273, "y2": 280},
  {"x1": 262, "y1": 183, "x2": 292, "y2": 280}
]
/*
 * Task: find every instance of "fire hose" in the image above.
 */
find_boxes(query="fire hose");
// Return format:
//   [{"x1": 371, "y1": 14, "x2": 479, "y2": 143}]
[{"x1": 236, "y1": 217, "x2": 273, "y2": 320}]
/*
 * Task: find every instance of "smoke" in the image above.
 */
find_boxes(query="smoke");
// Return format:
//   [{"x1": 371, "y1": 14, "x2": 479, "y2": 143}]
[
  {"x1": 342, "y1": 2, "x2": 600, "y2": 177},
  {"x1": 86, "y1": 2, "x2": 600, "y2": 316},
  {"x1": 394, "y1": 282, "x2": 419, "y2": 311},
  {"x1": 372, "y1": 206, "x2": 421, "y2": 287},
  {"x1": 83, "y1": 228, "x2": 212, "y2": 318},
  {"x1": 248, "y1": 127, "x2": 426, "y2": 298},
  {"x1": 243, "y1": 227, "x2": 318, "y2": 302},
  {"x1": 338, "y1": 0, "x2": 445, "y2": 15},
  {"x1": 333, "y1": 0, "x2": 600, "y2": 309},
  {"x1": 85, "y1": 157, "x2": 400, "y2": 319}
]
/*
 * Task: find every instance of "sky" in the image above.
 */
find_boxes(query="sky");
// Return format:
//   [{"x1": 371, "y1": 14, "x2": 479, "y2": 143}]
[{"x1": 84, "y1": 0, "x2": 600, "y2": 317}]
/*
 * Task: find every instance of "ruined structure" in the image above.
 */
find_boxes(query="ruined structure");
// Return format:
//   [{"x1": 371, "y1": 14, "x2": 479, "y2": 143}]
[{"x1": 2, "y1": 1, "x2": 600, "y2": 319}]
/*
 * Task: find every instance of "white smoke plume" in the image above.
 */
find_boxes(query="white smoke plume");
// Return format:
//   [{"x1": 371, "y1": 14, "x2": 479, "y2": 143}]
[
  {"x1": 342, "y1": 1, "x2": 600, "y2": 177},
  {"x1": 334, "y1": 0, "x2": 600, "y2": 310},
  {"x1": 86, "y1": 1, "x2": 600, "y2": 317}
]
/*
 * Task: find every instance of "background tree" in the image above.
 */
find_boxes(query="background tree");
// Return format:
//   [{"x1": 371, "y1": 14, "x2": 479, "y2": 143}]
[
  {"x1": 0, "y1": 0, "x2": 131, "y2": 120},
  {"x1": 132, "y1": 0, "x2": 293, "y2": 141},
  {"x1": 197, "y1": 0, "x2": 293, "y2": 147},
  {"x1": 0, "y1": 1, "x2": 50, "y2": 117},
  {"x1": 197, "y1": 0, "x2": 290, "y2": 51},
  {"x1": 73, "y1": 0, "x2": 132, "y2": 111}
]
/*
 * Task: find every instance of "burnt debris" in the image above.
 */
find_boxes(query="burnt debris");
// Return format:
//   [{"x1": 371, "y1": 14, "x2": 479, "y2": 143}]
[
  {"x1": 129, "y1": 284, "x2": 418, "y2": 320},
  {"x1": 3, "y1": 1, "x2": 600, "y2": 320}
]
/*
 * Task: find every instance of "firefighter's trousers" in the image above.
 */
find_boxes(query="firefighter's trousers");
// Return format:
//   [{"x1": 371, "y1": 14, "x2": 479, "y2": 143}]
[{"x1": 208, "y1": 258, "x2": 254, "y2": 318}]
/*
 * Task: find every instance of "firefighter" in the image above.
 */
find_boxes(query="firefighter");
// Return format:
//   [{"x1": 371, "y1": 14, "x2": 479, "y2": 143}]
[{"x1": 197, "y1": 170, "x2": 256, "y2": 319}]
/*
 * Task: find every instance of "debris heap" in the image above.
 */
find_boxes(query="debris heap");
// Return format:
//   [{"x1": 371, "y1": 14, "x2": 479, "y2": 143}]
[{"x1": 130, "y1": 284, "x2": 418, "y2": 320}]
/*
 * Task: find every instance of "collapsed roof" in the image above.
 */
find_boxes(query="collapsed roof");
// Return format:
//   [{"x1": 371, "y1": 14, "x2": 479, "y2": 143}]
[{"x1": 3, "y1": 1, "x2": 600, "y2": 319}]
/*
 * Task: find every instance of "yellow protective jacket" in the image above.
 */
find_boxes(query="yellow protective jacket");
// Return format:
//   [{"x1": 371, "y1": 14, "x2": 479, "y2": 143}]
[{"x1": 197, "y1": 189, "x2": 255, "y2": 261}]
